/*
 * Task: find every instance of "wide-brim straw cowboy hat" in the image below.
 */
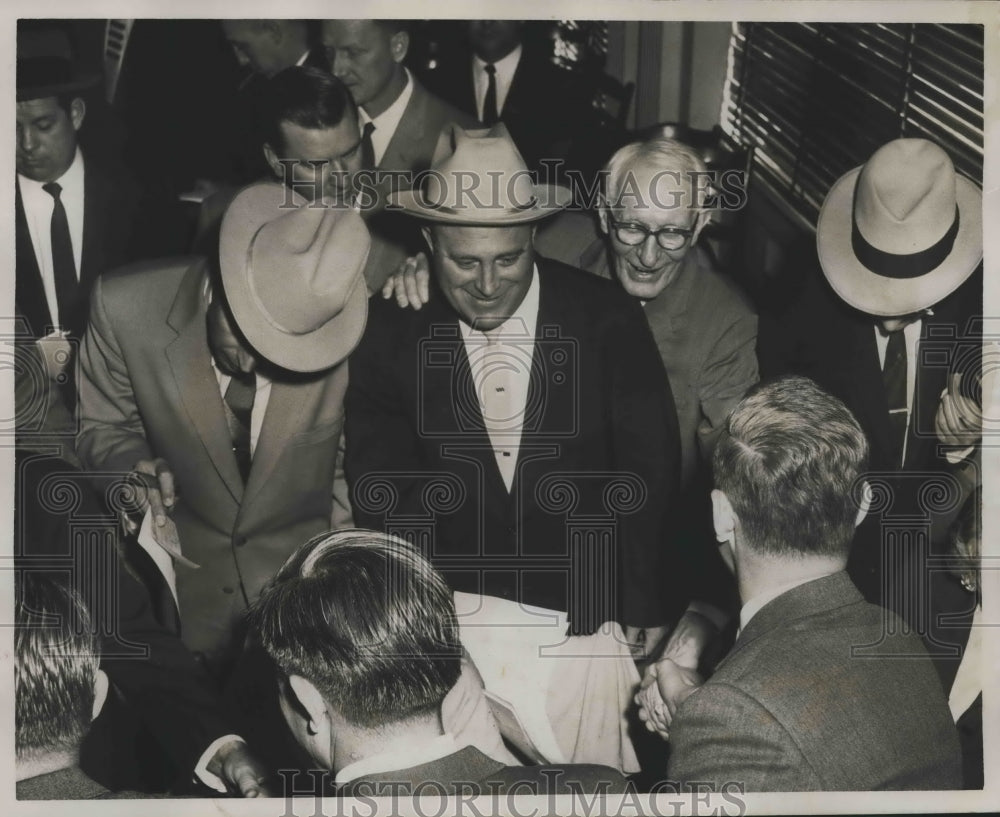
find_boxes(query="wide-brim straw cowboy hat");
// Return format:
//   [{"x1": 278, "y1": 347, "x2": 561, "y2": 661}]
[
  {"x1": 390, "y1": 122, "x2": 572, "y2": 225},
  {"x1": 817, "y1": 138, "x2": 982, "y2": 317},
  {"x1": 219, "y1": 182, "x2": 370, "y2": 373}
]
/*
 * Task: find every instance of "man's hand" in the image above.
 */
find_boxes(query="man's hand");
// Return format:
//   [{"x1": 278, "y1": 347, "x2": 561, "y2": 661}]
[
  {"x1": 635, "y1": 658, "x2": 703, "y2": 741},
  {"x1": 206, "y1": 739, "x2": 272, "y2": 798},
  {"x1": 381, "y1": 252, "x2": 431, "y2": 309},
  {"x1": 623, "y1": 625, "x2": 669, "y2": 661},
  {"x1": 125, "y1": 457, "x2": 176, "y2": 531},
  {"x1": 936, "y1": 373, "x2": 982, "y2": 448}
]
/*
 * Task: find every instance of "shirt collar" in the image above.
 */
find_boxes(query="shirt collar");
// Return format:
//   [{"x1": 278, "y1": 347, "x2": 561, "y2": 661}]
[
  {"x1": 738, "y1": 576, "x2": 819, "y2": 633},
  {"x1": 295, "y1": 49, "x2": 311, "y2": 67},
  {"x1": 459, "y1": 262, "x2": 540, "y2": 343},
  {"x1": 359, "y1": 66, "x2": 413, "y2": 130},
  {"x1": 474, "y1": 43, "x2": 522, "y2": 84},
  {"x1": 335, "y1": 732, "x2": 457, "y2": 785},
  {"x1": 18, "y1": 146, "x2": 84, "y2": 195}
]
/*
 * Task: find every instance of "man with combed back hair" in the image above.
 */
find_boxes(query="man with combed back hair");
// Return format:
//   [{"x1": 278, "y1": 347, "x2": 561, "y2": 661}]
[
  {"x1": 16, "y1": 573, "x2": 124, "y2": 799},
  {"x1": 251, "y1": 529, "x2": 628, "y2": 795},
  {"x1": 640, "y1": 376, "x2": 963, "y2": 791}
]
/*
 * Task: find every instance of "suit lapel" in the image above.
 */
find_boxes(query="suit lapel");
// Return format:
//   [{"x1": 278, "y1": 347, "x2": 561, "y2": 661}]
[
  {"x1": 14, "y1": 180, "x2": 52, "y2": 337},
  {"x1": 380, "y1": 81, "x2": 425, "y2": 173},
  {"x1": 164, "y1": 263, "x2": 245, "y2": 503}
]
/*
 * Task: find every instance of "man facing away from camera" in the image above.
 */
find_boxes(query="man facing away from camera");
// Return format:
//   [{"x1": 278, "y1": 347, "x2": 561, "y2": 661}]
[
  {"x1": 639, "y1": 376, "x2": 962, "y2": 791},
  {"x1": 251, "y1": 529, "x2": 629, "y2": 796}
]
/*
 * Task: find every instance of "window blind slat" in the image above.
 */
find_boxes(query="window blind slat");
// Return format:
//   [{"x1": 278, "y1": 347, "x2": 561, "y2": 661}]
[{"x1": 723, "y1": 22, "x2": 983, "y2": 229}]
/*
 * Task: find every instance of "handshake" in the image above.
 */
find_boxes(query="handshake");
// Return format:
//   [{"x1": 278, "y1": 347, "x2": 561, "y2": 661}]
[{"x1": 634, "y1": 657, "x2": 703, "y2": 741}]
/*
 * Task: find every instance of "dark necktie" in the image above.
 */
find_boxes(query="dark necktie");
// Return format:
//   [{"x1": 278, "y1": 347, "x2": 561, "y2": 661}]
[
  {"x1": 42, "y1": 182, "x2": 78, "y2": 329},
  {"x1": 360, "y1": 121, "x2": 376, "y2": 172},
  {"x1": 483, "y1": 63, "x2": 499, "y2": 125},
  {"x1": 224, "y1": 372, "x2": 256, "y2": 481},
  {"x1": 882, "y1": 329, "x2": 908, "y2": 467}
]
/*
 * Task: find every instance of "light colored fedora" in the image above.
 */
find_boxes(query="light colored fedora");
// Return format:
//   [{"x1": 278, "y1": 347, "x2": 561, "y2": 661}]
[
  {"x1": 817, "y1": 138, "x2": 981, "y2": 317},
  {"x1": 390, "y1": 122, "x2": 571, "y2": 225},
  {"x1": 219, "y1": 182, "x2": 370, "y2": 373}
]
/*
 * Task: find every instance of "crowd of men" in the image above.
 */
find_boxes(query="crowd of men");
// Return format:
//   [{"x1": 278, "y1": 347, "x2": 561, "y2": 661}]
[{"x1": 13, "y1": 18, "x2": 985, "y2": 801}]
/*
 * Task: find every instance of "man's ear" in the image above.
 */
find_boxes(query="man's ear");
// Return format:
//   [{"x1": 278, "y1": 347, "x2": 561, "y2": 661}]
[
  {"x1": 421, "y1": 225, "x2": 435, "y2": 254},
  {"x1": 287, "y1": 674, "x2": 327, "y2": 735},
  {"x1": 597, "y1": 196, "x2": 610, "y2": 236},
  {"x1": 690, "y1": 207, "x2": 711, "y2": 245},
  {"x1": 263, "y1": 142, "x2": 283, "y2": 180},
  {"x1": 712, "y1": 489, "x2": 738, "y2": 573},
  {"x1": 855, "y1": 480, "x2": 872, "y2": 528},
  {"x1": 69, "y1": 97, "x2": 86, "y2": 132},
  {"x1": 390, "y1": 31, "x2": 410, "y2": 64},
  {"x1": 92, "y1": 669, "x2": 109, "y2": 722}
]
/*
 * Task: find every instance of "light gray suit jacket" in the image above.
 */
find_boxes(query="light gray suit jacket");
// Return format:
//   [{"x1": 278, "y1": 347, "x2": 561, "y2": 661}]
[{"x1": 667, "y1": 571, "x2": 963, "y2": 791}]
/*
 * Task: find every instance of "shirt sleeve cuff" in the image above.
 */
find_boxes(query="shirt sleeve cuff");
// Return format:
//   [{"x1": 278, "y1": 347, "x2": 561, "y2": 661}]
[
  {"x1": 944, "y1": 446, "x2": 976, "y2": 465},
  {"x1": 193, "y1": 734, "x2": 245, "y2": 793},
  {"x1": 686, "y1": 600, "x2": 729, "y2": 631}
]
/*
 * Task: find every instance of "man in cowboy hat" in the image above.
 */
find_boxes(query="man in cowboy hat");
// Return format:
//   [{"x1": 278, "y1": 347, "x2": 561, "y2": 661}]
[
  {"x1": 757, "y1": 137, "x2": 983, "y2": 613},
  {"x1": 77, "y1": 182, "x2": 368, "y2": 672},
  {"x1": 16, "y1": 24, "x2": 144, "y2": 405},
  {"x1": 345, "y1": 125, "x2": 685, "y2": 765}
]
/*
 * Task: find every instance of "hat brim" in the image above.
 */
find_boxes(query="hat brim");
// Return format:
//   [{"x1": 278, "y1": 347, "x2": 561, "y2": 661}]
[
  {"x1": 219, "y1": 182, "x2": 368, "y2": 373},
  {"x1": 817, "y1": 167, "x2": 982, "y2": 316},
  {"x1": 389, "y1": 184, "x2": 572, "y2": 225},
  {"x1": 16, "y1": 72, "x2": 101, "y2": 102}
]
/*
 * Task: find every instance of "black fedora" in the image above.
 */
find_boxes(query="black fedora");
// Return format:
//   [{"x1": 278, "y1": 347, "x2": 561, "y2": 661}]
[{"x1": 17, "y1": 26, "x2": 100, "y2": 102}]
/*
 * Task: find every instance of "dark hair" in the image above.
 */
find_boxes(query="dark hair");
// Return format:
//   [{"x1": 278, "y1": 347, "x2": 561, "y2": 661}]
[
  {"x1": 260, "y1": 66, "x2": 357, "y2": 154},
  {"x1": 373, "y1": 19, "x2": 409, "y2": 35},
  {"x1": 713, "y1": 376, "x2": 870, "y2": 557},
  {"x1": 15, "y1": 573, "x2": 99, "y2": 758},
  {"x1": 251, "y1": 529, "x2": 462, "y2": 729}
]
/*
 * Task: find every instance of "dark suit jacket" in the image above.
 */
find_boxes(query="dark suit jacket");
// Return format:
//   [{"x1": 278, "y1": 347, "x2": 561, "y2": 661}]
[
  {"x1": 757, "y1": 266, "x2": 982, "y2": 476},
  {"x1": 667, "y1": 572, "x2": 962, "y2": 791},
  {"x1": 14, "y1": 451, "x2": 237, "y2": 790},
  {"x1": 15, "y1": 158, "x2": 141, "y2": 342},
  {"x1": 76, "y1": 257, "x2": 350, "y2": 664},
  {"x1": 757, "y1": 266, "x2": 983, "y2": 610},
  {"x1": 345, "y1": 256, "x2": 683, "y2": 633},
  {"x1": 425, "y1": 49, "x2": 589, "y2": 172},
  {"x1": 340, "y1": 746, "x2": 628, "y2": 797},
  {"x1": 16, "y1": 765, "x2": 149, "y2": 800}
]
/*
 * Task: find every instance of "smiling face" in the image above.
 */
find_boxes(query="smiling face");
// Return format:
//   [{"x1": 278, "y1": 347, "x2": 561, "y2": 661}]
[
  {"x1": 424, "y1": 223, "x2": 535, "y2": 332},
  {"x1": 599, "y1": 160, "x2": 707, "y2": 301},
  {"x1": 16, "y1": 96, "x2": 83, "y2": 183}
]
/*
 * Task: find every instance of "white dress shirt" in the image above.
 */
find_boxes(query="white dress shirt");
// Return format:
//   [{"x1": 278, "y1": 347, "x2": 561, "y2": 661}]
[
  {"x1": 17, "y1": 147, "x2": 86, "y2": 331},
  {"x1": 459, "y1": 267, "x2": 540, "y2": 491},
  {"x1": 358, "y1": 67, "x2": 414, "y2": 166},
  {"x1": 874, "y1": 318, "x2": 922, "y2": 464},
  {"x1": 336, "y1": 733, "x2": 458, "y2": 785},
  {"x1": 473, "y1": 45, "x2": 521, "y2": 120}
]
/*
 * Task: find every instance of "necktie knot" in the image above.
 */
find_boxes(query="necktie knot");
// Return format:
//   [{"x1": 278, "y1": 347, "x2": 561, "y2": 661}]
[
  {"x1": 43, "y1": 182, "x2": 63, "y2": 200},
  {"x1": 484, "y1": 63, "x2": 496, "y2": 75}
]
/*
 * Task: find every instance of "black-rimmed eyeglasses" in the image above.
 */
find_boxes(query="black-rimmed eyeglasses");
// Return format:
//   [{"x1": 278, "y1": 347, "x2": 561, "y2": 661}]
[{"x1": 609, "y1": 218, "x2": 695, "y2": 251}]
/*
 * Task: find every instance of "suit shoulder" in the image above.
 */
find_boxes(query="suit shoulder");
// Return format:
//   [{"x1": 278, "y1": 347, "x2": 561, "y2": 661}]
[
  {"x1": 418, "y1": 80, "x2": 479, "y2": 128},
  {"x1": 691, "y1": 250, "x2": 756, "y2": 318},
  {"x1": 101, "y1": 255, "x2": 204, "y2": 287},
  {"x1": 537, "y1": 257, "x2": 637, "y2": 314}
]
